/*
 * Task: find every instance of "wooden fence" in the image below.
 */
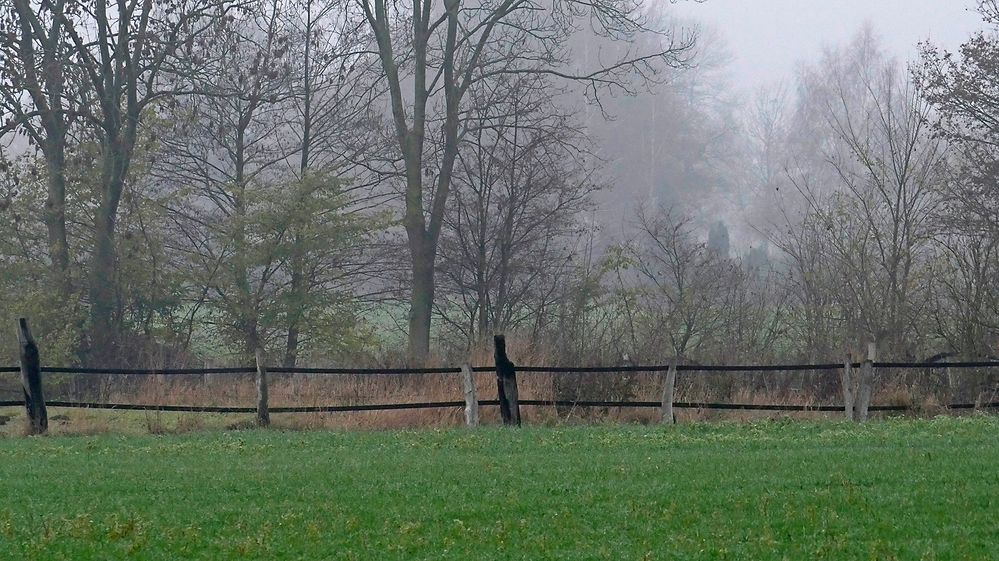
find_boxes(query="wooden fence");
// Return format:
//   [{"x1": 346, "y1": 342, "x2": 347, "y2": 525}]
[{"x1": 4, "y1": 319, "x2": 998, "y2": 434}]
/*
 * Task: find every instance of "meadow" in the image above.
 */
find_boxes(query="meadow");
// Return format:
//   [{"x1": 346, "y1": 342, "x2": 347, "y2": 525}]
[{"x1": 0, "y1": 416, "x2": 996, "y2": 560}]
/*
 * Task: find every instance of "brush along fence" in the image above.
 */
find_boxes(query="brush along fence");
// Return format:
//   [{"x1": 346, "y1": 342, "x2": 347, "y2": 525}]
[{"x1": 4, "y1": 319, "x2": 999, "y2": 434}]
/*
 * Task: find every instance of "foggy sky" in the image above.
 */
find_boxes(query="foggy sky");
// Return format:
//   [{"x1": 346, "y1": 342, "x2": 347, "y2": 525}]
[{"x1": 667, "y1": 0, "x2": 986, "y2": 93}]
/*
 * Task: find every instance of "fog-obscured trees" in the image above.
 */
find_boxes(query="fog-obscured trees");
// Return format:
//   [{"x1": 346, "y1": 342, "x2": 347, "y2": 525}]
[
  {"x1": 435, "y1": 72, "x2": 598, "y2": 348},
  {"x1": 359, "y1": 0, "x2": 696, "y2": 363},
  {"x1": 916, "y1": 0, "x2": 999, "y2": 356},
  {"x1": 151, "y1": 0, "x2": 385, "y2": 365},
  {"x1": 155, "y1": 0, "x2": 299, "y2": 362},
  {"x1": 771, "y1": 31, "x2": 945, "y2": 360},
  {"x1": 621, "y1": 208, "x2": 780, "y2": 362}
]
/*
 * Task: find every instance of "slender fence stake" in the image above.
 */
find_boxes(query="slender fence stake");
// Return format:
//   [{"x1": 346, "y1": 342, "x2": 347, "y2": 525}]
[
  {"x1": 494, "y1": 335, "x2": 520, "y2": 426},
  {"x1": 857, "y1": 342, "x2": 876, "y2": 422},
  {"x1": 841, "y1": 355, "x2": 855, "y2": 421},
  {"x1": 660, "y1": 360, "x2": 676, "y2": 424},
  {"x1": 17, "y1": 318, "x2": 47, "y2": 435},
  {"x1": 255, "y1": 346, "x2": 270, "y2": 427},
  {"x1": 461, "y1": 363, "x2": 479, "y2": 427}
]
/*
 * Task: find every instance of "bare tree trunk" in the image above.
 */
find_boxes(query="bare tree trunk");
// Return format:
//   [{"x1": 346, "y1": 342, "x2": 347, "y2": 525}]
[
  {"x1": 284, "y1": 321, "x2": 301, "y2": 368},
  {"x1": 285, "y1": 1, "x2": 313, "y2": 369},
  {"x1": 284, "y1": 249, "x2": 304, "y2": 368},
  {"x1": 408, "y1": 240, "x2": 435, "y2": 364},
  {"x1": 43, "y1": 138, "x2": 70, "y2": 296},
  {"x1": 88, "y1": 182, "x2": 123, "y2": 365},
  {"x1": 476, "y1": 234, "x2": 488, "y2": 343}
]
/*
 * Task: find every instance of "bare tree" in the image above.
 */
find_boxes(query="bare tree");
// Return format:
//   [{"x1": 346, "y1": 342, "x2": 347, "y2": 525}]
[
  {"x1": 357, "y1": 0, "x2": 696, "y2": 363},
  {"x1": 153, "y1": 0, "x2": 385, "y2": 364},
  {"x1": 916, "y1": 2, "x2": 999, "y2": 356},
  {"x1": 436, "y1": 72, "x2": 598, "y2": 348},
  {"x1": 783, "y1": 30, "x2": 945, "y2": 358},
  {"x1": 916, "y1": 1, "x2": 999, "y2": 237},
  {"x1": 626, "y1": 207, "x2": 743, "y2": 360},
  {"x1": 280, "y1": 0, "x2": 385, "y2": 366},
  {"x1": 154, "y1": 0, "x2": 298, "y2": 360},
  {"x1": 928, "y1": 234, "x2": 999, "y2": 356}
]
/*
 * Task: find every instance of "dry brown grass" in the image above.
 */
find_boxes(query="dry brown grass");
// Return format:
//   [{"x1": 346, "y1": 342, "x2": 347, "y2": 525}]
[
  {"x1": 47, "y1": 411, "x2": 114, "y2": 436},
  {"x1": 2, "y1": 351, "x2": 996, "y2": 436}
]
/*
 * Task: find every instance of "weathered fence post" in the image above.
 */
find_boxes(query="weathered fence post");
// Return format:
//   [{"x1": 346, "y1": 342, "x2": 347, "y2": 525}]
[
  {"x1": 660, "y1": 360, "x2": 677, "y2": 424},
  {"x1": 255, "y1": 346, "x2": 270, "y2": 427},
  {"x1": 461, "y1": 363, "x2": 479, "y2": 427},
  {"x1": 841, "y1": 354, "x2": 855, "y2": 421},
  {"x1": 494, "y1": 335, "x2": 520, "y2": 426},
  {"x1": 17, "y1": 318, "x2": 47, "y2": 435},
  {"x1": 856, "y1": 342, "x2": 876, "y2": 422}
]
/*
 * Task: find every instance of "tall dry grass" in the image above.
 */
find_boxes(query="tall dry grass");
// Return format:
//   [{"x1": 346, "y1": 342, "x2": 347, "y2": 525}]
[
  {"x1": 24, "y1": 368, "x2": 995, "y2": 435},
  {"x1": 2, "y1": 336, "x2": 996, "y2": 435}
]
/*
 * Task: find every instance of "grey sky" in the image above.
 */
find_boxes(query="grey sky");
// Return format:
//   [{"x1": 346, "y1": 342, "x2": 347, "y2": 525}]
[{"x1": 667, "y1": 0, "x2": 987, "y2": 92}]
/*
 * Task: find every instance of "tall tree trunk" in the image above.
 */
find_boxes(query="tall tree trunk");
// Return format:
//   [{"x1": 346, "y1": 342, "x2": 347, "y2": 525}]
[
  {"x1": 233, "y1": 129, "x2": 257, "y2": 367},
  {"x1": 284, "y1": 1, "x2": 313, "y2": 369},
  {"x1": 408, "y1": 1, "x2": 460, "y2": 360},
  {"x1": 284, "y1": 251, "x2": 304, "y2": 368},
  {"x1": 408, "y1": 235, "x2": 435, "y2": 364},
  {"x1": 43, "y1": 139, "x2": 70, "y2": 296},
  {"x1": 475, "y1": 180, "x2": 489, "y2": 344},
  {"x1": 284, "y1": 324, "x2": 300, "y2": 368},
  {"x1": 364, "y1": 0, "x2": 460, "y2": 364},
  {"x1": 12, "y1": 0, "x2": 71, "y2": 297},
  {"x1": 88, "y1": 191, "x2": 119, "y2": 365},
  {"x1": 475, "y1": 264, "x2": 488, "y2": 345},
  {"x1": 87, "y1": 125, "x2": 130, "y2": 361}
]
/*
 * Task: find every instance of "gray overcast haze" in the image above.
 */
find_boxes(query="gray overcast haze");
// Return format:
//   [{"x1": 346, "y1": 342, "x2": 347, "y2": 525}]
[{"x1": 667, "y1": 0, "x2": 987, "y2": 92}]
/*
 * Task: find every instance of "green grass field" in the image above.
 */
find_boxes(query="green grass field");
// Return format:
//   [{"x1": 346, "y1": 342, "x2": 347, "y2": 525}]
[{"x1": 0, "y1": 417, "x2": 997, "y2": 560}]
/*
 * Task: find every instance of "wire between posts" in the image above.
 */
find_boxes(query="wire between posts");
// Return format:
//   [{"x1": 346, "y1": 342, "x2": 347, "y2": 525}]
[
  {"x1": 4, "y1": 361, "x2": 999, "y2": 376},
  {"x1": 489, "y1": 363, "x2": 853, "y2": 373},
  {"x1": 36, "y1": 366, "x2": 465, "y2": 376},
  {"x1": 30, "y1": 399, "x2": 999, "y2": 413}
]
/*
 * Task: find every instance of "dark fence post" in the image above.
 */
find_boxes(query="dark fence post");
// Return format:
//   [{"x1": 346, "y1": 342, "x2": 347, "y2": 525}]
[
  {"x1": 17, "y1": 318, "x2": 47, "y2": 435},
  {"x1": 494, "y1": 335, "x2": 520, "y2": 426},
  {"x1": 255, "y1": 346, "x2": 270, "y2": 427}
]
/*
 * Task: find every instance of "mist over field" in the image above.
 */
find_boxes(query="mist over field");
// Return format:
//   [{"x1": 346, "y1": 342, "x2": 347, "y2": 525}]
[{"x1": 2, "y1": 0, "x2": 998, "y2": 372}]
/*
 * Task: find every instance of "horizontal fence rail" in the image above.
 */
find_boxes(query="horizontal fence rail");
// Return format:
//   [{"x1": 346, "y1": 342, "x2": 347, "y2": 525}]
[
  {"x1": 5, "y1": 361, "x2": 997, "y2": 376},
  {"x1": 873, "y1": 361, "x2": 999, "y2": 369},
  {"x1": 34, "y1": 366, "x2": 465, "y2": 375},
  {"x1": 513, "y1": 363, "x2": 850, "y2": 373},
  {"x1": 1, "y1": 399, "x2": 997, "y2": 414}
]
